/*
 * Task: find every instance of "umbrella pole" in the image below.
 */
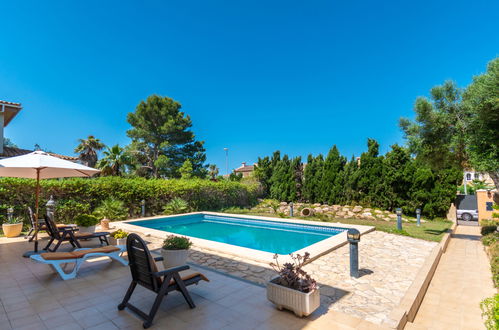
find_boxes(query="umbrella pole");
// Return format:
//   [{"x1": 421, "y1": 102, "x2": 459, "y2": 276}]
[
  {"x1": 23, "y1": 169, "x2": 41, "y2": 258},
  {"x1": 34, "y1": 169, "x2": 40, "y2": 253}
]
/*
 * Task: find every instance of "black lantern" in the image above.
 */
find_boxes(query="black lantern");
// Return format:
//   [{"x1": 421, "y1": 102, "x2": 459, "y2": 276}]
[
  {"x1": 347, "y1": 228, "x2": 361, "y2": 242},
  {"x1": 46, "y1": 195, "x2": 56, "y2": 217},
  {"x1": 347, "y1": 228, "x2": 360, "y2": 278},
  {"x1": 396, "y1": 208, "x2": 402, "y2": 230}
]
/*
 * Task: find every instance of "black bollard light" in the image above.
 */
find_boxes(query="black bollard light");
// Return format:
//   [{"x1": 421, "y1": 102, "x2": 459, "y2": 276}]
[
  {"x1": 289, "y1": 202, "x2": 294, "y2": 217},
  {"x1": 141, "y1": 199, "x2": 146, "y2": 217},
  {"x1": 416, "y1": 208, "x2": 421, "y2": 227},
  {"x1": 347, "y1": 228, "x2": 360, "y2": 278},
  {"x1": 396, "y1": 208, "x2": 402, "y2": 231}
]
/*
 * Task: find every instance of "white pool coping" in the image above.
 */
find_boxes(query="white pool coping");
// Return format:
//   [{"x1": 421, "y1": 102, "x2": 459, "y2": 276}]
[{"x1": 115, "y1": 212, "x2": 375, "y2": 264}]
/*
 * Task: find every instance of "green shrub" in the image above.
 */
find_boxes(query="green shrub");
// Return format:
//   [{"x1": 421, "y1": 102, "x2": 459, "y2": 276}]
[
  {"x1": 482, "y1": 233, "x2": 499, "y2": 246},
  {"x1": 0, "y1": 177, "x2": 259, "y2": 222},
  {"x1": 55, "y1": 200, "x2": 91, "y2": 224},
  {"x1": 110, "y1": 229, "x2": 129, "y2": 239},
  {"x1": 163, "y1": 198, "x2": 190, "y2": 215},
  {"x1": 481, "y1": 294, "x2": 499, "y2": 330},
  {"x1": 94, "y1": 198, "x2": 128, "y2": 220},
  {"x1": 162, "y1": 235, "x2": 192, "y2": 250},
  {"x1": 481, "y1": 219, "x2": 499, "y2": 236},
  {"x1": 74, "y1": 214, "x2": 100, "y2": 227}
]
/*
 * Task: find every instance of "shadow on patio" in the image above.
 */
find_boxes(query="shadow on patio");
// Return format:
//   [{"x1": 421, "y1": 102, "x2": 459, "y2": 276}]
[{"x1": 0, "y1": 236, "x2": 382, "y2": 330}]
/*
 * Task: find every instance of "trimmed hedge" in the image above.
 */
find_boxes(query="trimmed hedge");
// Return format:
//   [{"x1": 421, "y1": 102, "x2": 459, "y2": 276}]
[{"x1": 0, "y1": 177, "x2": 260, "y2": 223}]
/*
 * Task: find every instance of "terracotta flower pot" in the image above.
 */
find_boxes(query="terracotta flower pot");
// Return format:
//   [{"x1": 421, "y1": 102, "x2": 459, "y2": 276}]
[
  {"x1": 100, "y1": 219, "x2": 110, "y2": 230},
  {"x1": 2, "y1": 223, "x2": 23, "y2": 238}
]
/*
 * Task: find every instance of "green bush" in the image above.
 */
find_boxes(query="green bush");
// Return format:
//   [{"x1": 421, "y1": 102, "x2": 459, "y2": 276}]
[
  {"x1": 162, "y1": 235, "x2": 192, "y2": 250},
  {"x1": 482, "y1": 233, "x2": 499, "y2": 246},
  {"x1": 480, "y1": 294, "x2": 499, "y2": 330},
  {"x1": 55, "y1": 200, "x2": 91, "y2": 224},
  {"x1": 163, "y1": 198, "x2": 190, "y2": 215},
  {"x1": 0, "y1": 177, "x2": 259, "y2": 223},
  {"x1": 74, "y1": 214, "x2": 100, "y2": 227},
  {"x1": 94, "y1": 198, "x2": 128, "y2": 220},
  {"x1": 481, "y1": 219, "x2": 499, "y2": 236}
]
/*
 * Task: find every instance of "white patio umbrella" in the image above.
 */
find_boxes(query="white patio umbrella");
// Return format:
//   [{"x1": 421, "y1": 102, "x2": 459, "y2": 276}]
[{"x1": 0, "y1": 151, "x2": 100, "y2": 256}]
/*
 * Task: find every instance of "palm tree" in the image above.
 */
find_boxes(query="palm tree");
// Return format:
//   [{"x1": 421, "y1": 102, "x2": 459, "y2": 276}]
[
  {"x1": 208, "y1": 164, "x2": 219, "y2": 180},
  {"x1": 74, "y1": 135, "x2": 105, "y2": 167},
  {"x1": 97, "y1": 144, "x2": 129, "y2": 176}
]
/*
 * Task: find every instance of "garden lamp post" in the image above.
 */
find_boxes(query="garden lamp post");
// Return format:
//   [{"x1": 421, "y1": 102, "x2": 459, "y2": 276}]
[
  {"x1": 347, "y1": 228, "x2": 360, "y2": 278},
  {"x1": 7, "y1": 207, "x2": 13, "y2": 222},
  {"x1": 289, "y1": 202, "x2": 294, "y2": 217},
  {"x1": 141, "y1": 199, "x2": 146, "y2": 217},
  {"x1": 396, "y1": 208, "x2": 402, "y2": 231},
  {"x1": 416, "y1": 208, "x2": 421, "y2": 227},
  {"x1": 46, "y1": 196, "x2": 56, "y2": 218}
]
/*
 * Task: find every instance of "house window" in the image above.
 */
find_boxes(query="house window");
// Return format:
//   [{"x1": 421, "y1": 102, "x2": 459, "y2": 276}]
[
  {"x1": 474, "y1": 173, "x2": 480, "y2": 180},
  {"x1": 466, "y1": 173, "x2": 472, "y2": 181}
]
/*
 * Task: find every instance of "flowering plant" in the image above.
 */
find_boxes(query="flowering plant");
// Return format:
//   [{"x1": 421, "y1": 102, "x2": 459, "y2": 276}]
[{"x1": 270, "y1": 252, "x2": 317, "y2": 293}]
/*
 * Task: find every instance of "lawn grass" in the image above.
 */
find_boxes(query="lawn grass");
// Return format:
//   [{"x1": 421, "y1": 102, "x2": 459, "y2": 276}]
[{"x1": 221, "y1": 208, "x2": 452, "y2": 242}]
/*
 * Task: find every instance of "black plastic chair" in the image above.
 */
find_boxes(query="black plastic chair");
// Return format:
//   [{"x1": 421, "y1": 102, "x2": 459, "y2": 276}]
[
  {"x1": 118, "y1": 233, "x2": 207, "y2": 329},
  {"x1": 43, "y1": 213, "x2": 109, "y2": 252}
]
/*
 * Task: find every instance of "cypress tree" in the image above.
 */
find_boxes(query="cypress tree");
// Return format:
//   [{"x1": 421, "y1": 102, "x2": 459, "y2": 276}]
[
  {"x1": 289, "y1": 156, "x2": 303, "y2": 201},
  {"x1": 270, "y1": 155, "x2": 292, "y2": 201},
  {"x1": 254, "y1": 156, "x2": 272, "y2": 195},
  {"x1": 320, "y1": 145, "x2": 346, "y2": 204},
  {"x1": 303, "y1": 154, "x2": 316, "y2": 202},
  {"x1": 356, "y1": 139, "x2": 384, "y2": 205},
  {"x1": 338, "y1": 155, "x2": 359, "y2": 204}
]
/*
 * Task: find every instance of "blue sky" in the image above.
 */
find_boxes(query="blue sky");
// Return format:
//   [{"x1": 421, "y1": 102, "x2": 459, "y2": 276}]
[{"x1": 1, "y1": 0, "x2": 498, "y2": 174}]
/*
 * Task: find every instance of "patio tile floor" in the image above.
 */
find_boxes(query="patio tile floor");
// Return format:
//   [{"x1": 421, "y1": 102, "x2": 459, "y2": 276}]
[{"x1": 0, "y1": 235, "x2": 381, "y2": 330}]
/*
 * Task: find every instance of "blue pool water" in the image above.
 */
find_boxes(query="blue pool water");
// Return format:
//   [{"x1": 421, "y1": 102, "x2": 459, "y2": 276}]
[{"x1": 129, "y1": 214, "x2": 346, "y2": 254}]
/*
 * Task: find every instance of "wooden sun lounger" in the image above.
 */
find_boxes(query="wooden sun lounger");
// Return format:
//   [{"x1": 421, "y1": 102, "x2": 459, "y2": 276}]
[
  {"x1": 30, "y1": 245, "x2": 128, "y2": 280},
  {"x1": 118, "y1": 233, "x2": 209, "y2": 329}
]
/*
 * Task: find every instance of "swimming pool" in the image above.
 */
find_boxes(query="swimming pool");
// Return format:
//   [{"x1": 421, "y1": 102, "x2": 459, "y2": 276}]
[{"x1": 127, "y1": 213, "x2": 347, "y2": 254}]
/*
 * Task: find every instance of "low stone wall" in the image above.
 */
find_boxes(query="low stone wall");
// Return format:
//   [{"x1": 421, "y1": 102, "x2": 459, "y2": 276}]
[
  {"x1": 260, "y1": 202, "x2": 420, "y2": 222},
  {"x1": 382, "y1": 222, "x2": 457, "y2": 329}
]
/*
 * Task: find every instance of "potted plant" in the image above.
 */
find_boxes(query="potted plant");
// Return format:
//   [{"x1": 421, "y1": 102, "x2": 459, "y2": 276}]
[
  {"x1": 74, "y1": 214, "x2": 100, "y2": 233},
  {"x1": 2, "y1": 216, "x2": 24, "y2": 238},
  {"x1": 161, "y1": 235, "x2": 192, "y2": 269},
  {"x1": 267, "y1": 252, "x2": 320, "y2": 317},
  {"x1": 109, "y1": 229, "x2": 129, "y2": 245}
]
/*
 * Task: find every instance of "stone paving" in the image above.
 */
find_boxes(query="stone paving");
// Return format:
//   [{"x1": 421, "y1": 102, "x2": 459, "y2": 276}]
[
  {"x1": 0, "y1": 236, "x2": 385, "y2": 330},
  {"x1": 406, "y1": 226, "x2": 496, "y2": 330},
  {"x1": 144, "y1": 230, "x2": 437, "y2": 325}
]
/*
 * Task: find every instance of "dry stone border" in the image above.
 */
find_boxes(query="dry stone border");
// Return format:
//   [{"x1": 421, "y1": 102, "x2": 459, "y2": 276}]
[
  {"x1": 144, "y1": 230, "x2": 436, "y2": 325},
  {"x1": 256, "y1": 201, "x2": 425, "y2": 223}
]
